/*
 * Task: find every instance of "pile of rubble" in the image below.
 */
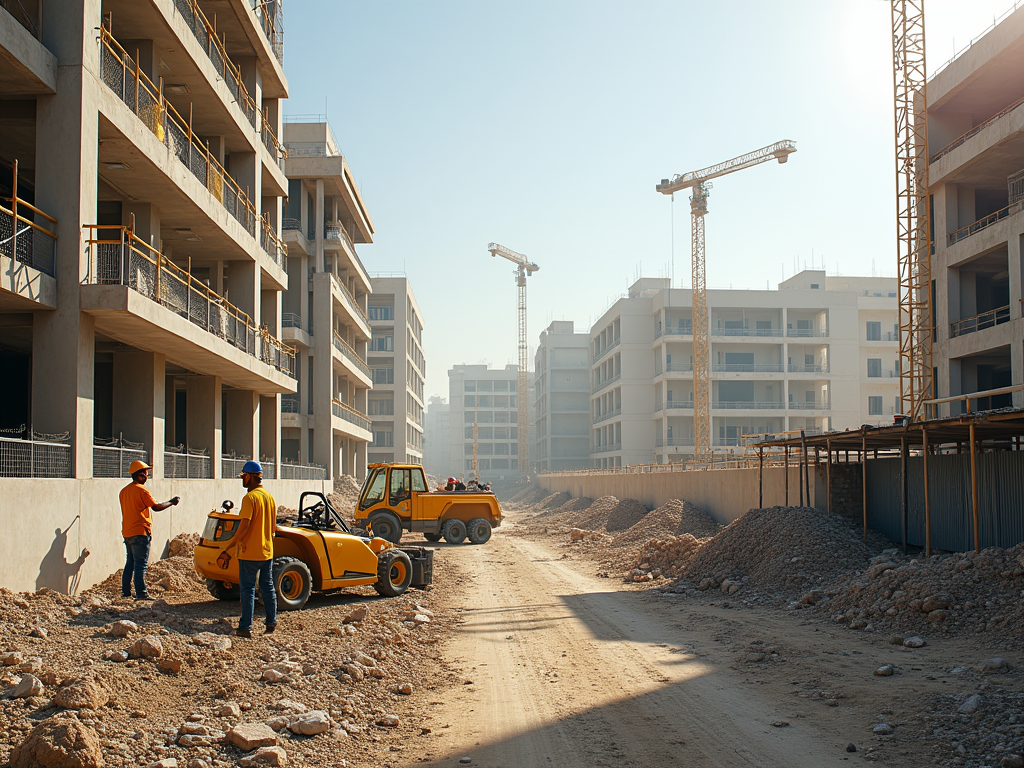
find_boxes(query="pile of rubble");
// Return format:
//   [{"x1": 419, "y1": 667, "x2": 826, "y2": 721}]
[
  {"x1": 628, "y1": 534, "x2": 705, "y2": 582},
  {"x1": 611, "y1": 499, "x2": 720, "y2": 548},
  {"x1": 814, "y1": 543, "x2": 1024, "y2": 648}
]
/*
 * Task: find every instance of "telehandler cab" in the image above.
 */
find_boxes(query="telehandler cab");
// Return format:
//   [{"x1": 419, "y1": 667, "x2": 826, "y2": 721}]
[{"x1": 194, "y1": 492, "x2": 432, "y2": 610}]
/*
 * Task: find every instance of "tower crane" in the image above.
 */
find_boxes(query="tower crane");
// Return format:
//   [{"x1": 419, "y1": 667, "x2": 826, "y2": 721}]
[
  {"x1": 891, "y1": 0, "x2": 933, "y2": 420},
  {"x1": 487, "y1": 242, "x2": 539, "y2": 478},
  {"x1": 657, "y1": 140, "x2": 796, "y2": 462}
]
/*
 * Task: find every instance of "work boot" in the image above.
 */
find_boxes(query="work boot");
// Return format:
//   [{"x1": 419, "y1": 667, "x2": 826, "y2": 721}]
[
  {"x1": 234, "y1": 628, "x2": 252, "y2": 638},
  {"x1": 264, "y1": 623, "x2": 277, "y2": 635}
]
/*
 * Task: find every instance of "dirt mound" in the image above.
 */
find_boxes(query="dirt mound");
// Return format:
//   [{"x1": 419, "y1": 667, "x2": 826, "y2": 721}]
[
  {"x1": 611, "y1": 500, "x2": 718, "y2": 548},
  {"x1": 508, "y1": 484, "x2": 549, "y2": 505},
  {"x1": 675, "y1": 506, "x2": 879, "y2": 599},
  {"x1": 165, "y1": 532, "x2": 198, "y2": 559},
  {"x1": 88, "y1": 554, "x2": 204, "y2": 597},
  {"x1": 631, "y1": 534, "x2": 705, "y2": 580},
  {"x1": 538, "y1": 492, "x2": 572, "y2": 510},
  {"x1": 605, "y1": 499, "x2": 649, "y2": 532},
  {"x1": 564, "y1": 496, "x2": 621, "y2": 531},
  {"x1": 329, "y1": 474, "x2": 362, "y2": 515},
  {"x1": 821, "y1": 543, "x2": 1024, "y2": 646},
  {"x1": 534, "y1": 496, "x2": 593, "y2": 520}
]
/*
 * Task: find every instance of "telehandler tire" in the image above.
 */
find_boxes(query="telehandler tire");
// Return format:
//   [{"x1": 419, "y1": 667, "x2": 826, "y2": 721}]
[
  {"x1": 442, "y1": 518, "x2": 467, "y2": 544},
  {"x1": 206, "y1": 578, "x2": 240, "y2": 601},
  {"x1": 368, "y1": 512, "x2": 403, "y2": 543},
  {"x1": 273, "y1": 556, "x2": 313, "y2": 610},
  {"x1": 374, "y1": 549, "x2": 413, "y2": 597},
  {"x1": 467, "y1": 518, "x2": 492, "y2": 545},
  {"x1": 422, "y1": 532, "x2": 442, "y2": 542}
]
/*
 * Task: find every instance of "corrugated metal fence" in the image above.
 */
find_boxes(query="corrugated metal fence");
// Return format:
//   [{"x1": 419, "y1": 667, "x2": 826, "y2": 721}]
[{"x1": 865, "y1": 452, "x2": 1024, "y2": 551}]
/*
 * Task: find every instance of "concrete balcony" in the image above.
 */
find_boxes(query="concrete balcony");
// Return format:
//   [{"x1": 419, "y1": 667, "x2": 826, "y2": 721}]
[
  {"x1": 654, "y1": 362, "x2": 694, "y2": 378},
  {"x1": 788, "y1": 401, "x2": 832, "y2": 411},
  {"x1": 592, "y1": 373, "x2": 621, "y2": 394},
  {"x1": 332, "y1": 330, "x2": 372, "y2": 387},
  {"x1": 328, "y1": 273, "x2": 371, "y2": 340},
  {"x1": 0, "y1": 179, "x2": 56, "y2": 309},
  {"x1": 654, "y1": 401, "x2": 693, "y2": 413},
  {"x1": 950, "y1": 305, "x2": 1012, "y2": 338},
  {"x1": 324, "y1": 223, "x2": 371, "y2": 294},
  {"x1": 930, "y1": 95, "x2": 1024, "y2": 188},
  {"x1": 592, "y1": 407, "x2": 621, "y2": 425},
  {"x1": 712, "y1": 401, "x2": 786, "y2": 411},
  {"x1": 0, "y1": 0, "x2": 55, "y2": 97},
  {"x1": 82, "y1": 226, "x2": 296, "y2": 393},
  {"x1": 710, "y1": 328, "x2": 784, "y2": 338},
  {"x1": 332, "y1": 399, "x2": 372, "y2": 440},
  {"x1": 281, "y1": 312, "x2": 311, "y2": 348}
]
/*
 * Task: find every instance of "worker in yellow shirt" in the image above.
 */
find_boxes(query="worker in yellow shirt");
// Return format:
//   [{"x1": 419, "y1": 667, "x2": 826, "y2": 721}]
[
  {"x1": 119, "y1": 460, "x2": 180, "y2": 600},
  {"x1": 226, "y1": 460, "x2": 277, "y2": 637}
]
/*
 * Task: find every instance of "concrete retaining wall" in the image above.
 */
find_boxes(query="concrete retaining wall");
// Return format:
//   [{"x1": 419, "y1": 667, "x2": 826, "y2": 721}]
[
  {"x1": 1, "y1": 478, "x2": 321, "y2": 594},
  {"x1": 536, "y1": 466, "x2": 820, "y2": 527}
]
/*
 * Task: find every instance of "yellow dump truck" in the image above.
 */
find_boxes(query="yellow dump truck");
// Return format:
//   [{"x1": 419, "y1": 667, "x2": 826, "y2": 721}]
[{"x1": 353, "y1": 463, "x2": 503, "y2": 545}]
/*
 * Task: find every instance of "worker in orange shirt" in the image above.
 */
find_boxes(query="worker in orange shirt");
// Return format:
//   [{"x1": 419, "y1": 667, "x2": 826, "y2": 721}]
[
  {"x1": 119, "y1": 459, "x2": 180, "y2": 599},
  {"x1": 225, "y1": 460, "x2": 278, "y2": 638}
]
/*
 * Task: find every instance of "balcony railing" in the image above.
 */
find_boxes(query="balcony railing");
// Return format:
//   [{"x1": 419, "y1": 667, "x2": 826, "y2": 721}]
[
  {"x1": 325, "y1": 223, "x2": 354, "y2": 251},
  {"x1": 592, "y1": 407, "x2": 621, "y2": 424},
  {"x1": 592, "y1": 373, "x2": 621, "y2": 394},
  {"x1": 789, "y1": 401, "x2": 831, "y2": 410},
  {"x1": 948, "y1": 203, "x2": 1022, "y2": 246},
  {"x1": 950, "y1": 305, "x2": 1011, "y2": 337},
  {"x1": 331, "y1": 274, "x2": 369, "y2": 325},
  {"x1": 164, "y1": 2, "x2": 284, "y2": 162},
  {"x1": 712, "y1": 401, "x2": 786, "y2": 410},
  {"x1": 332, "y1": 330, "x2": 370, "y2": 377},
  {"x1": 254, "y1": 0, "x2": 285, "y2": 64},
  {"x1": 0, "y1": 430, "x2": 71, "y2": 478},
  {"x1": 1, "y1": 0, "x2": 38, "y2": 37},
  {"x1": 931, "y1": 96, "x2": 1024, "y2": 164},
  {"x1": 281, "y1": 394, "x2": 300, "y2": 414},
  {"x1": 712, "y1": 363, "x2": 784, "y2": 373},
  {"x1": 655, "y1": 400, "x2": 694, "y2": 411},
  {"x1": 593, "y1": 442, "x2": 621, "y2": 454},
  {"x1": 99, "y1": 27, "x2": 259, "y2": 237},
  {"x1": 1, "y1": 161, "x2": 56, "y2": 277},
  {"x1": 786, "y1": 328, "x2": 828, "y2": 338},
  {"x1": 85, "y1": 226, "x2": 296, "y2": 376},
  {"x1": 592, "y1": 337, "x2": 620, "y2": 362},
  {"x1": 654, "y1": 325, "x2": 692, "y2": 339},
  {"x1": 655, "y1": 361, "x2": 694, "y2": 375},
  {"x1": 788, "y1": 364, "x2": 829, "y2": 373},
  {"x1": 94, "y1": 437, "x2": 148, "y2": 478},
  {"x1": 260, "y1": 216, "x2": 285, "y2": 269},
  {"x1": 711, "y1": 327, "x2": 783, "y2": 337},
  {"x1": 332, "y1": 399, "x2": 371, "y2": 432},
  {"x1": 164, "y1": 447, "x2": 211, "y2": 479},
  {"x1": 282, "y1": 312, "x2": 302, "y2": 329}
]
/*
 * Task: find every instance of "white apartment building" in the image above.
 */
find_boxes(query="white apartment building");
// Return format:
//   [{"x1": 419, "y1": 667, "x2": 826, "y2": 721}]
[
  {"x1": 447, "y1": 364, "x2": 534, "y2": 481},
  {"x1": 423, "y1": 395, "x2": 451, "y2": 478},
  {"x1": 281, "y1": 120, "x2": 374, "y2": 479},
  {"x1": 926, "y1": 8, "x2": 1024, "y2": 413},
  {"x1": 590, "y1": 272, "x2": 899, "y2": 468},
  {"x1": 366, "y1": 275, "x2": 426, "y2": 465},
  {"x1": 534, "y1": 321, "x2": 590, "y2": 471}
]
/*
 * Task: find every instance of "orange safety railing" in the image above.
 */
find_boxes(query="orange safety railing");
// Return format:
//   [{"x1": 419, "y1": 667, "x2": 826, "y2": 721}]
[
  {"x1": 950, "y1": 305, "x2": 1011, "y2": 338},
  {"x1": 259, "y1": 215, "x2": 285, "y2": 269},
  {"x1": 1, "y1": 160, "x2": 57, "y2": 277},
  {"x1": 83, "y1": 225, "x2": 295, "y2": 376},
  {"x1": 948, "y1": 203, "x2": 1023, "y2": 246},
  {"x1": 99, "y1": 26, "x2": 262, "y2": 236},
  {"x1": 254, "y1": 0, "x2": 284, "y2": 64}
]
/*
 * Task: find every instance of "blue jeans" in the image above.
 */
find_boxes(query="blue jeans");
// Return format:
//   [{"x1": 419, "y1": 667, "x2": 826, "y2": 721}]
[
  {"x1": 122, "y1": 534, "x2": 151, "y2": 597},
  {"x1": 238, "y1": 559, "x2": 277, "y2": 631}
]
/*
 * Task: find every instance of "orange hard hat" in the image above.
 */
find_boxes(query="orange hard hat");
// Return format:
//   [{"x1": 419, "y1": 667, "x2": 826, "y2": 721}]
[{"x1": 129, "y1": 460, "x2": 152, "y2": 474}]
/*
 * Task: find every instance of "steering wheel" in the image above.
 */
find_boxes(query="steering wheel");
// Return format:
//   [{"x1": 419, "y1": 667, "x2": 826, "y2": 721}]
[{"x1": 308, "y1": 501, "x2": 327, "y2": 526}]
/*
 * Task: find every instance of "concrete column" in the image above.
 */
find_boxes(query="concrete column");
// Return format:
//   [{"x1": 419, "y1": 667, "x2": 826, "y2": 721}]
[
  {"x1": 227, "y1": 151, "x2": 259, "y2": 220},
  {"x1": 260, "y1": 394, "x2": 281, "y2": 467},
  {"x1": 312, "y1": 274, "x2": 334, "y2": 477},
  {"x1": 111, "y1": 351, "x2": 165, "y2": 476},
  {"x1": 226, "y1": 260, "x2": 259, "y2": 325},
  {"x1": 164, "y1": 376, "x2": 177, "y2": 447},
  {"x1": 261, "y1": 288, "x2": 280, "y2": 335},
  {"x1": 123, "y1": 202, "x2": 161, "y2": 250},
  {"x1": 297, "y1": 349, "x2": 310, "y2": 459},
  {"x1": 332, "y1": 433, "x2": 343, "y2": 479},
  {"x1": 33, "y1": 0, "x2": 103, "y2": 477},
  {"x1": 315, "y1": 179, "x2": 325, "y2": 273},
  {"x1": 186, "y1": 375, "x2": 221, "y2": 478},
  {"x1": 223, "y1": 389, "x2": 258, "y2": 460},
  {"x1": 356, "y1": 440, "x2": 367, "y2": 480},
  {"x1": 1009, "y1": 233, "x2": 1023, "y2": 320},
  {"x1": 300, "y1": 255, "x2": 310, "y2": 331}
]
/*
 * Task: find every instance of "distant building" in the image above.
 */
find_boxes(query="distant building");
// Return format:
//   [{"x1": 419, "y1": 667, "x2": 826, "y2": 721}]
[
  {"x1": 423, "y1": 396, "x2": 451, "y2": 479},
  {"x1": 926, "y1": 8, "x2": 1024, "y2": 412},
  {"x1": 534, "y1": 321, "x2": 591, "y2": 471},
  {"x1": 448, "y1": 364, "x2": 534, "y2": 481},
  {"x1": 590, "y1": 271, "x2": 899, "y2": 468},
  {"x1": 366, "y1": 275, "x2": 425, "y2": 465}
]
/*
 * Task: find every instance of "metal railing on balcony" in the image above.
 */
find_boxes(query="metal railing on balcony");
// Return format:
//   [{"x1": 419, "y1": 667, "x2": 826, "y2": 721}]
[
  {"x1": 99, "y1": 27, "x2": 260, "y2": 237},
  {"x1": 164, "y1": 2, "x2": 284, "y2": 162},
  {"x1": 786, "y1": 328, "x2": 829, "y2": 338},
  {"x1": 655, "y1": 400, "x2": 694, "y2": 411},
  {"x1": 331, "y1": 273, "x2": 369, "y2": 324},
  {"x1": 260, "y1": 216, "x2": 285, "y2": 269},
  {"x1": 85, "y1": 225, "x2": 296, "y2": 376},
  {"x1": 1, "y1": 161, "x2": 56, "y2": 277},
  {"x1": 281, "y1": 394, "x2": 301, "y2": 414},
  {"x1": 592, "y1": 407, "x2": 621, "y2": 424},
  {"x1": 254, "y1": 0, "x2": 285, "y2": 64},
  {"x1": 948, "y1": 203, "x2": 1023, "y2": 246},
  {"x1": 788, "y1": 400, "x2": 831, "y2": 410},
  {"x1": 282, "y1": 312, "x2": 302, "y2": 329},
  {"x1": 164, "y1": 446, "x2": 211, "y2": 479},
  {"x1": 654, "y1": 324, "x2": 693, "y2": 340},
  {"x1": 94, "y1": 436, "x2": 148, "y2": 478},
  {"x1": 279, "y1": 461, "x2": 327, "y2": 480},
  {"x1": 931, "y1": 96, "x2": 1024, "y2": 164},
  {"x1": 0, "y1": 427, "x2": 71, "y2": 478},
  {"x1": 593, "y1": 442, "x2": 621, "y2": 454},
  {"x1": 712, "y1": 363, "x2": 784, "y2": 373},
  {"x1": 332, "y1": 399, "x2": 371, "y2": 432},
  {"x1": 950, "y1": 305, "x2": 1011, "y2": 337},
  {"x1": 325, "y1": 223, "x2": 354, "y2": 251},
  {"x1": 332, "y1": 330, "x2": 370, "y2": 377},
  {"x1": 282, "y1": 218, "x2": 302, "y2": 232},
  {"x1": 711, "y1": 327, "x2": 783, "y2": 337},
  {"x1": 712, "y1": 401, "x2": 786, "y2": 410},
  {"x1": 592, "y1": 337, "x2": 620, "y2": 362},
  {"x1": 592, "y1": 373, "x2": 621, "y2": 394},
  {"x1": 788, "y1": 364, "x2": 829, "y2": 373}
]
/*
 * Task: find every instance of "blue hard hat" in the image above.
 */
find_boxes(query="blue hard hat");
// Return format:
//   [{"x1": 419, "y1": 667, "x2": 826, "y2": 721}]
[{"x1": 242, "y1": 460, "x2": 263, "y2": 474}]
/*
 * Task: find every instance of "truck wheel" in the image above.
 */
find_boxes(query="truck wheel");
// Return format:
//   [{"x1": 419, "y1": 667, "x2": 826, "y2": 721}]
[
  {"x1": 374, "y1": 549, "x2": 413, "y2": 597},
  {"x1": 273, "y1": 556, "x2": 313, "y2": 610},
  {"x1": 442, "y1": 519, "x2": 467, "y2": 544},
  {"x1": 423, "y1": 532, "x2": 442, "y2": 542},
  {"x1": 368, "y1": 512, "x2": 403, "y2": 543},
  {"x1": 467, "y1": 518, "x2": 492, "y2": 545},
  {"x1": 206, "y1": 578, "x2": 239, "y2": 601}
]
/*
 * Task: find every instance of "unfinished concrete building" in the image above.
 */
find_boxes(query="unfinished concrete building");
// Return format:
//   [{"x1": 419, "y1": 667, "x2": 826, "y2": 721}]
[
  {"x1": 590, "y1": 272, "x2": 899, "y2": 468},
  {"x1": 534, "y1": 321, "x2": 590, "y2": 471},
  {"x1": 366, "y1": 275, "x2": 426, "y2": 466},
  {"x1": 280, "y1": 119, "x2": 374, "y2": 479},
  {"x1": 926, "y1": 7, "x2": 1024, "y2": 413}
]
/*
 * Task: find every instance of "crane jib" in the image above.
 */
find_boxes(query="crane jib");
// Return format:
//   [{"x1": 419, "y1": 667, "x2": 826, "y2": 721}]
[{"x1": 656, "y1": 140, "x2": 797, "y2": 194}]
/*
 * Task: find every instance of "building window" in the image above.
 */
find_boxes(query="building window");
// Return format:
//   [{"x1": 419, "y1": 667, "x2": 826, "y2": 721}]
[
  {"x1": 368, "y1": 305, "x2": 394, "y2": 321},
  {"x1": 371, "y1": 368, "x2": 394, "y2": 384},
  {"x1": 868, "y1": 396, "x2": 883, "y2": 416},
  {"x1": 371, "y1": 334, "x2": 394, "y2": 352},
  {"x1": 465, "y1": 395, "x2": 475, "y2": 407},
  {"x1": 368, "y1": 398, "x2": 394, "y2": 415},
  {"x1": 372, "y1": 430, "x2": 394, "y2": 447},
  {"x1": 867, "y1": 358, "x2": 882, "y2": 378},
  {"x1": 464, "y1": 381, "x2": 476, "y2": 392},
  {"x1": 866, "y1": 321, "x2": 881, "y2": 341}
]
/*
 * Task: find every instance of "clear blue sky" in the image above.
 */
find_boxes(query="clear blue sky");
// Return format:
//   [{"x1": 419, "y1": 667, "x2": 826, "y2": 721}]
[{"x1": 282, "y1": 0, "x2": 1014, "y2": 400}]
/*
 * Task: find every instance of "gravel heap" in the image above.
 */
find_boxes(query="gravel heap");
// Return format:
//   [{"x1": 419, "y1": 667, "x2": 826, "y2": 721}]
[
  {"x1": 90, "y1": 535, "x2": 206, "y2": 598},
  {"x1": 605, "y1": 499, "x2": 650, "y2": 533},
  {"x1": 328, "y1": 475, "x2": 363, "y2": 517},
  {"x1": 818, "y1": 542, "x2": 1024, "y2": 649},
  {"x1": 630, "y1": 534, "x2": 705, "y2": 581},
  {"x1": 508, "y1": 484, "x2": 549, "y2": 505},
  {"x1": 671, "y1": 506, "x2": 880, "y2": 601},
  {"x1": 611, "y1": 500, "x2": 719, "y2": 548}
]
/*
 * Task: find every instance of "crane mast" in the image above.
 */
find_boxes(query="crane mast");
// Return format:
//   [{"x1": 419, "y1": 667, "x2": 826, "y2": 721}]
[
  {"x1": 487, "y1": 242, "x2": 539, "y2": 479},
  {"x1": 891, "y1": 0, "x2": 933, "y2": 420},
  {"x1": 658, "y1": 140, "x2": 796, "y2": 463}
]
